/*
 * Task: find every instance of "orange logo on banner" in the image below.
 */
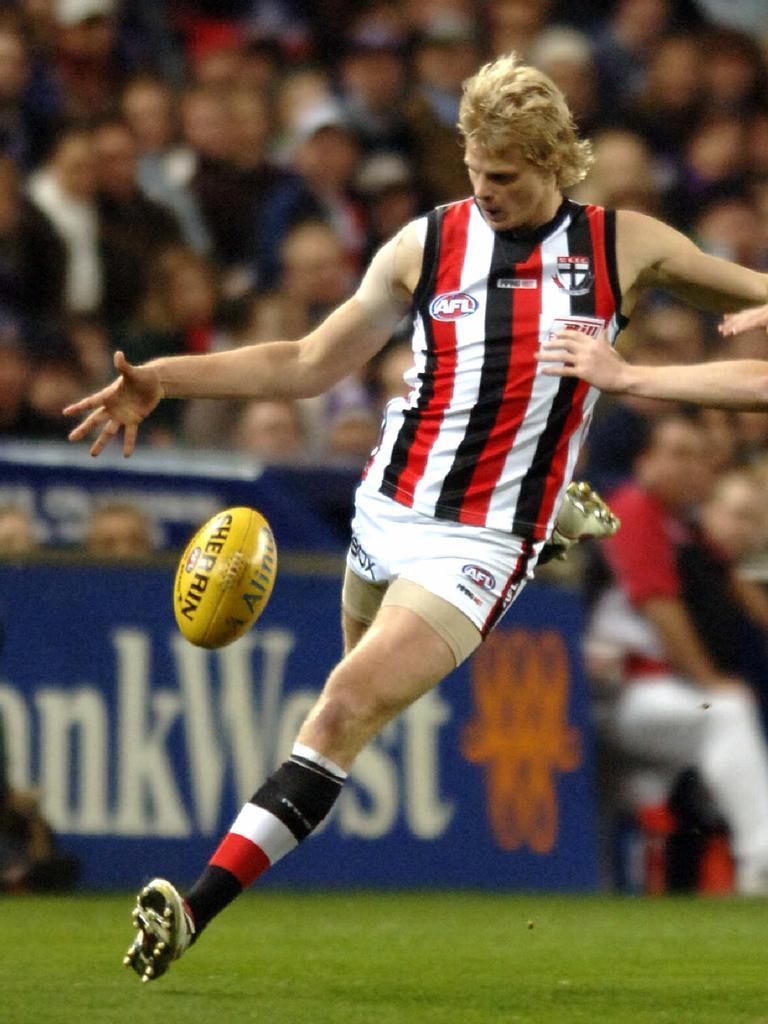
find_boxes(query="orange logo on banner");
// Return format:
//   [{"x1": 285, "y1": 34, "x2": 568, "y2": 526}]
[{"x1": 461, "y1": 628, "x2": 581, "y2": 854}]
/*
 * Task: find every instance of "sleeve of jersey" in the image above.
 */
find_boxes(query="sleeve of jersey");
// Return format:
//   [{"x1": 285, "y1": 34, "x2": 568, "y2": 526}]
[{"x1": 603, "y1": 491, "x2": 681, "y2": 606}]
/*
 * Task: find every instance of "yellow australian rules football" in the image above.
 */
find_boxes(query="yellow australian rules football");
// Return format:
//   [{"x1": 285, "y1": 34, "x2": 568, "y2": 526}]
[{"x1": 174, "y1": 507, "x2": 277, "y2": 648}]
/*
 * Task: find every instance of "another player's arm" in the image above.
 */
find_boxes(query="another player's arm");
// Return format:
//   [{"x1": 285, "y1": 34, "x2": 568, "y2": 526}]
[
  {"x1": 65, "y1": 227, "x2": 420, "y2": 456},
  {"x1": 538, "y1": 329, "x2": 768, "y2": 410},
  {"x1": 721, "y1": 302, "x2": 768, "y2": 337}
]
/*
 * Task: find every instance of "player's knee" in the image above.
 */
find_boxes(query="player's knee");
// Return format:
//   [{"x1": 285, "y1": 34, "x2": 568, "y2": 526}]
[
  {"x1": 304, "y1": 695, "x2": 366, "y2": 753},
  {"x1": 313, "y1": 668, "x2": 402, "y2": 741}
]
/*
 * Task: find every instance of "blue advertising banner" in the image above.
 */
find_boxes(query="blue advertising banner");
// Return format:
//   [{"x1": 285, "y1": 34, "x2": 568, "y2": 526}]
[
  {"x1": 0, "y1": 558, "x2": 598, "y2": 891},
  {"x1": 0, "y1": 440, "x2": 359, "y2": 552}
]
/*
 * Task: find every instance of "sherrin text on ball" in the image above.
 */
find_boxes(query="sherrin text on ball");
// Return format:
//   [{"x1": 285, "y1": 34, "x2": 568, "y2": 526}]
[{"x1": 174, "y1": 507, "x2": 277, "y2": 648}]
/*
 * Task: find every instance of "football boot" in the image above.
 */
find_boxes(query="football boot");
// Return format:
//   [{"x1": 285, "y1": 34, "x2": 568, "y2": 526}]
[
  {"x1": 123, "y1": 878, "x2": 194, "y2": 983},
  {"x1": 550, "y1": 481, "x2": 620, "y2": 556}
]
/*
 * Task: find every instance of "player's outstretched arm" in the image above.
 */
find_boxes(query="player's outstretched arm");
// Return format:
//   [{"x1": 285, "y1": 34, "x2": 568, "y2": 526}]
[
  {"x1": 65, "y1": 230, "x2": 414, "y2": 457},
  {"x1": 64, "y1": 302, "x2": 392, "y2": 457},
  {"x1": 539, "y1": 328, "x2": 768, "y2": 410},
  {"x1": 63, "y1": 336, "x2": 334, "y2": 458}
]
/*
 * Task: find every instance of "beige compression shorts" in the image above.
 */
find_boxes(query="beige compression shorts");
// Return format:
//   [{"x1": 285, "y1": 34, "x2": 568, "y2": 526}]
[
  {"x1": 342, "y1": 488, "x2": 542, "y2": 666},
  {"x1": 342, "y1": 570, "x2": 481, "y2": 666}
]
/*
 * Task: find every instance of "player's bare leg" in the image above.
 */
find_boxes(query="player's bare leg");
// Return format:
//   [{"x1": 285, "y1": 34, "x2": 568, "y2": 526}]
[
  {"x1": 297, "y1": 604, "x2": 457, "y2": 767},
  {"x1": 123, "y1": 482, "x2": 619, "y2": 981},
  {"x1": 124, "y1": 606, "x2": 458, "y2": 981}
]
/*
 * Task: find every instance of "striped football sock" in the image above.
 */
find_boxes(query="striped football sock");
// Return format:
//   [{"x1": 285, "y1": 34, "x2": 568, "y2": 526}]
[{"x1": 184, "y1": 744, "x2": 347, "y2": 934}]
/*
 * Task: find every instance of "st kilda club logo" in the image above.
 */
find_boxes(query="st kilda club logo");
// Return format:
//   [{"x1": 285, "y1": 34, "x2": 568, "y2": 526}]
[{"x1": 553, "y1": 255, "x2": 594, "y2": 296}]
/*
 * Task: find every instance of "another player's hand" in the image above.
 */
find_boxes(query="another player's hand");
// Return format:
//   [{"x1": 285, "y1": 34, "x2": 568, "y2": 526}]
[
  {"x1": 537, "y1": 328, "x2": 629, "y2": 392},
  {"x1": 720, "y1": 302, "x2": 768, "y2": 337},
  {"x1": 63, "y1": 350, "x2": 164, "y2": 457}
]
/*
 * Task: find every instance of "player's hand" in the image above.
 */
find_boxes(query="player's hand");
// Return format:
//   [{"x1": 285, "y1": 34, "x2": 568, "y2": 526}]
[
  {"x1": 63, "y1": 350, "x2": 164, "y2": 457},
  {"x1": 720, "y1": 302, "x2": 768, "y2": 337},
  {"x1": 537, "y1": 328, "x2": 629, "y2": 392}
]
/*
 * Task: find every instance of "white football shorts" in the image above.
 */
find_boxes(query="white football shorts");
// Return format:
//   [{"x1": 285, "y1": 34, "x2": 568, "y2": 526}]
[{"x1": 345, "y1": 487, "x2": 544, "y2": 639}]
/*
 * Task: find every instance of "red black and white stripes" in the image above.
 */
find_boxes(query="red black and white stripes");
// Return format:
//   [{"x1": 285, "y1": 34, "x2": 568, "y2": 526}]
[
  {"x1": 183, "y1": 744, "x2": 347, "y2": 931},
  {"x1": 364, "y1": 198, "x2": 624, "y2": 540},
  {"x1": 380, "y1": 201, "x2": 469, "y2": 504},
  {"x1": 435, "y1": 218, "x2": 544, "y2": 524},
  {"x1": 208, "y1": 745, "x2": 346, "y2": 888}
]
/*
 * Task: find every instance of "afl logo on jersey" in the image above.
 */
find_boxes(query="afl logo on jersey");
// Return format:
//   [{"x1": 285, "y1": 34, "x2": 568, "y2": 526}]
[{"x1": 430, "y1": 291, "x2": 479, "y2": 321}]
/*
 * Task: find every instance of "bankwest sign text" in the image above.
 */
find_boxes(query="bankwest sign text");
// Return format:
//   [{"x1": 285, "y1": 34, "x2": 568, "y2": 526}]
[{"x1": 0, "y1": 561, "x2": 598, "y2": 890}]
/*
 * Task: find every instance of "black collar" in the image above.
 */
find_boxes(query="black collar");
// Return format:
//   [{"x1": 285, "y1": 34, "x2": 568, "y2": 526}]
[{"x1": 491, "y1": 196, "x2": 574, "y2": 244}]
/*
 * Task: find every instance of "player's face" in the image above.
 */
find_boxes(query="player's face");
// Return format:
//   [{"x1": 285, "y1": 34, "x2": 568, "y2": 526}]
[{"x1": 464, "y1": 139, "x2": 561, "y2": 232}]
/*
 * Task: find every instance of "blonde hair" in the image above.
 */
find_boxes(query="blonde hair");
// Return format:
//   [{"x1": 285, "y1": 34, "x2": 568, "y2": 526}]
[{"x1": 458, "y1": 53, "x2": 593, "y2": 188}]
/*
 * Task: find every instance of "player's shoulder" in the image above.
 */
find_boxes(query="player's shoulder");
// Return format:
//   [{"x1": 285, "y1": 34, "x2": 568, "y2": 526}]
[
  {"x1": 394, "y1": 215, "x2": 428, "y2": 252},
  {"x1": 615, "y1": 208, "x2": 666, "y2": 237},
  {"x1": 388, "y1": 217, "x2": 428, "y2": 293},
  {"x1": 614, "y1": 209, "x2": 689, "y2": 251},
  {"x1": 613, "y1": 209, "x2": 697, "y2": 291},
  {"x1": 384, "y1": 199, "x2": 473, "y2": 293},
  {"x1": 396, "y1": 197, "x2": 477, "y2": 259}
]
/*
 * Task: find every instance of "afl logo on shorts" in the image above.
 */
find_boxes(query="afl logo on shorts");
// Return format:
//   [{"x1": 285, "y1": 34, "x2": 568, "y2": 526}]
[
  {"x1": 430, "y1": 291, "x2": 479, "y2": 321},
  {"x1": 462, "y1": 564, "x2": 496, "y2": 591}
]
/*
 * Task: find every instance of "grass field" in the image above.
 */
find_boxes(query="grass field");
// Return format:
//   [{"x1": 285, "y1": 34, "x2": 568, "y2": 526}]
[{"x1": 2, "y1": 891, "x2": 767, "y2": 1024}]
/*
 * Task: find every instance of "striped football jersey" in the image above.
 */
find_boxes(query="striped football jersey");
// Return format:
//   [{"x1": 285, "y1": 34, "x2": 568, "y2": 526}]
[{"x1": 360, "y1": 196, "x2": 625, "y2": 539}]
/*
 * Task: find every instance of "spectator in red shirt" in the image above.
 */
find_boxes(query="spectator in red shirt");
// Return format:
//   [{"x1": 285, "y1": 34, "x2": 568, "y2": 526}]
[{"x1": 587, "y1": 413, "x2": 768, "y2": 893}]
